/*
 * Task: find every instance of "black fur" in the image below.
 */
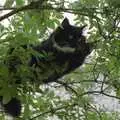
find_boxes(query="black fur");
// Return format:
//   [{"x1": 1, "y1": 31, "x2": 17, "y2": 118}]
[
  {"x1": 3, "y1": 98, "x2": 21, "y2": 117},
  {"x1": 30, "y1": 18, "x2": 93, "y2": 82},
  {"x1": 1, "y1": 18, "x2": 94, "y2": 117}
]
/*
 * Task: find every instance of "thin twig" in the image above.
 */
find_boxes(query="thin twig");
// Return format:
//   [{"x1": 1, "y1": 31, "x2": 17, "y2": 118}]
[
  {"x1": 55, "y1": 80, "x2": 78, "y2": 96},
  {"x1": 29, "y1": 103, "x2": 77, "y2": 120}
]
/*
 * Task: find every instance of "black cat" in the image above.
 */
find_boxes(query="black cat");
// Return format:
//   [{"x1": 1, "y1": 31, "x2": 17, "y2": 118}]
[
  {"x1": 30, "y1": 18, "x2": 93, "y2": 82},
  {"x1": 0, "y1": 18, "x2": 94, "y2": 117}
]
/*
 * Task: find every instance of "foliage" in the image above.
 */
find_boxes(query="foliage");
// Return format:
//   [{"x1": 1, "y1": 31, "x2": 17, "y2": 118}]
[{"x1": 0, "y1": 0, "x2": 120, "y2": 119}]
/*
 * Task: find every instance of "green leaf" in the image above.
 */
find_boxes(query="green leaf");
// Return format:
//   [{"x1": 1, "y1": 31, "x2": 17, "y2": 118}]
[
  {"x1": 2, "y1": 93, "x2": 12, "y2": 104},
  {"x1": 4, "y1": 0, "x2": 14, "y2": 7},
  {"x1": 16, "y1": 0, "x2": 24, "y2": 6}
]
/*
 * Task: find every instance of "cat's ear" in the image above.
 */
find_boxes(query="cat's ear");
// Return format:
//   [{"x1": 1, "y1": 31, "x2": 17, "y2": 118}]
[
  {"x1": 80, "y1": 25, "x2": 87, "y2": 35},
  {"x1": 61, "y1": 18, "x2": 70, "y2": 28},
  {"x1": 80, "y1": 25, "x2": 87, "y2": 31}
]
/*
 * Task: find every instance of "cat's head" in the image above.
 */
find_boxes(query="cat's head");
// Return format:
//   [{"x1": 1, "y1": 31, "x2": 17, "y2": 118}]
[
  {"x1": 53, "y1": 18, "x2": 93, "y2": 55},
  {"x1": 54, "y1": 18, "x2": 87, "y2": 48}
]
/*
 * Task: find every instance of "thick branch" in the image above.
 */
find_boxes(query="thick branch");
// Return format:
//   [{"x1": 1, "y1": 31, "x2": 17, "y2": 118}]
[{"x1": 0, "y1": 5, "x2": 31, "y2": 22}]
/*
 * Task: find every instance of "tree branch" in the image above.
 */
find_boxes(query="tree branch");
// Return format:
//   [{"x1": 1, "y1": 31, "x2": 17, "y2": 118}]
[
  {"x1": 0, "y1": 5, "x2": 30, "y2": 22},
  {"x1": 29, "y1": 90, "x2": 120, "y2": 120},
  {"x1": 55, "y1": 80, "x2": 78, "y2": 96},
  {"x1": 0, "y1": 1, "x2": 98, "y2": 22},
  {"x1": 29, "y1": 103, "x2": 77, "y2": 120}
]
